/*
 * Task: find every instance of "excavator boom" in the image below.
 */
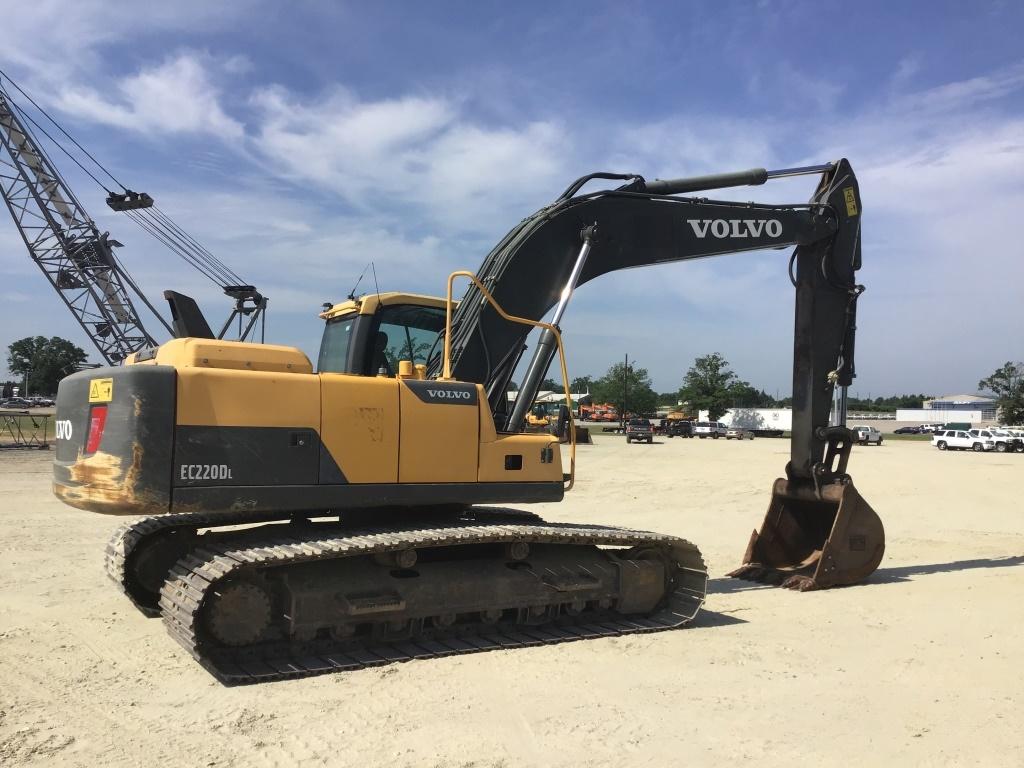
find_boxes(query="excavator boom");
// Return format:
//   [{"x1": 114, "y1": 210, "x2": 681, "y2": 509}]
[{"x1": 439, "y1": 158, "x2": 882, "y2": 589}]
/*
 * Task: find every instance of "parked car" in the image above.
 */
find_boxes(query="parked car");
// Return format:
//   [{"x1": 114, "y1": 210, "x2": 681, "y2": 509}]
[
  {"x1": 625, "y1": 418, "x2": 654, "y2": 444},
  {"x1": 662, "y1": 420, "x2": 694, "y2": 438},
  {"x1": 694, "y1": 421, "x2": 729, "y2": 439},
  {"x1": 725, "y1": 426, "x2": 754, "y2": 440},
  {"x1": 932, "y1": 430, "x2": 993, "y2": 452},
  {"x1": 969, "y1": 429, "x2": 1023, "y2": 453},
  {"x1": 0, "y1": 397, "x2": 34, "y2": 409},
  {"x1": 851, "y1": 425, "x2": 883, "y2": 445},
  {"x1": 894, "y1": 426, "x2": 921, "y2": 434}
]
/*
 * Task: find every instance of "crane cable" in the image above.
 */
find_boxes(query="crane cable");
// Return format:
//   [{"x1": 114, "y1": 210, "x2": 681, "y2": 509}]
[{"x1": 0, "y1": 67, "x2": 250, "y2": 292}]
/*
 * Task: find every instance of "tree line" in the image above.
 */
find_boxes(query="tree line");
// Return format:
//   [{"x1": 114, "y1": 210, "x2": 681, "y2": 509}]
[
  {"x1": 555, "y1": 352, "x2": 1024, "y2": 423},
  {"x1": 6, "y1": 334, "x2": 1022, "y2": 425}
]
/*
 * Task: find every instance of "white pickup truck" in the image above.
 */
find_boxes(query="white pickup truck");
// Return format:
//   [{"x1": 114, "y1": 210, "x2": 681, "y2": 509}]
[
  {"x1": 851, "y1": 425, "x2": 883, "y2": 445},
  {"x1": 969, "y1": 429, "x2": 1024, "y2": 453},
  {"x1": 932, "y1": 429, "x2": 994, "y2": 452}
]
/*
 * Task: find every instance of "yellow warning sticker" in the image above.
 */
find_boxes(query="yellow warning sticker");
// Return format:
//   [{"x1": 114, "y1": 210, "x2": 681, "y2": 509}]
[
  {"x1": 88, "y1": 378, "x2": 114, "y2": 403},
  {"x1": 843, "y1": 187, "x2": 858, "y2": 216}
]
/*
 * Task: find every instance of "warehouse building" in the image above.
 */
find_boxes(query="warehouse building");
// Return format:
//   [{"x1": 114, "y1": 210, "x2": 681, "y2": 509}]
[{"x1": 896, "y1": 393, "x2": 998, "y2": 424}]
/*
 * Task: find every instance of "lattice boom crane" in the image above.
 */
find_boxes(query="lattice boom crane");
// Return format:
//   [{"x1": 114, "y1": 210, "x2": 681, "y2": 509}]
[{"x1": 0, "y1": 88, "x2": 161, "y2": 363}]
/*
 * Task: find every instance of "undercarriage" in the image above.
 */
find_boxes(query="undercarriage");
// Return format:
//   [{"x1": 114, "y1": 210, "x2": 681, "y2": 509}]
[{"x1": 107, "y1": 508, "x2": 707, "y2": 683}]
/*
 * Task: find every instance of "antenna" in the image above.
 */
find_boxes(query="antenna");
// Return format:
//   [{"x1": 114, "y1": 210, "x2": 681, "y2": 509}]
[
  {"x1": 347, "y1": 262, "x2": 372, "y2": 300},
  {"x1": 371, "y1": 262, "x2": 381, "y2": 304}
]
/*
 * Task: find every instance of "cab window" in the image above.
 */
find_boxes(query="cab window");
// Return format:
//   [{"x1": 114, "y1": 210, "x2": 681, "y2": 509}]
[
  {"x1": 318, "y1": 316, "x2": 356, "y2": 373},
  {"x1": 370, "y1": 304, "x2": 447, "y2": 376}
]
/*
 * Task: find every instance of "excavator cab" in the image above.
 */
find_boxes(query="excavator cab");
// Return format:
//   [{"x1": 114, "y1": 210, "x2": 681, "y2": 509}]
[{"x1": 317, "y1": 293, "x2": 449, "y2": 378}]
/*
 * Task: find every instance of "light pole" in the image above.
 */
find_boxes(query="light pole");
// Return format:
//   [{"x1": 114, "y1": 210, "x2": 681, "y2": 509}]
[{"x1": 622, "y1": 353, "x2": 629, "y2": 427}]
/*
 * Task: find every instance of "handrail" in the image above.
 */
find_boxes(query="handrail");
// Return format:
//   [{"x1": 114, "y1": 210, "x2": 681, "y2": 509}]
[{"x1": 443, "y1": 270, "x2": 576, "y2": 490}]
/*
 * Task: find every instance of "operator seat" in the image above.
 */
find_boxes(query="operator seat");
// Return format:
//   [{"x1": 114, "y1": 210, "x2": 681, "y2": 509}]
[{"x1": 371, "y1": 331, "x2": 393, "y2": 376}]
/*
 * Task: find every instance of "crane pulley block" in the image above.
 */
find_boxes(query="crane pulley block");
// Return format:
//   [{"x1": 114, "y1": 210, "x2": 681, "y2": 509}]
[{"x1": 106, "y1": 190, "x2": 154, "y2": 211}]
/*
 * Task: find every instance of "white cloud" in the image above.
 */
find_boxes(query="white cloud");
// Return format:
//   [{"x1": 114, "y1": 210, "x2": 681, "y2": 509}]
[
  {"x1": 54, "y1": 53, "x2": 244, "y2": 139},
  {"x1": 2, "y1": 15, "x2": 1022, "y2": 394},
  {"x1": 890, "y1": 54, "x2": 923, "y2": 91},
  {"x1": 0, "y1": 1, "x2": 251, "y2": 84},
  {"x1": 897, "y1": 60, "x2": 1024, "y2": 115},
  {"x1": 250, "y1": 85, "x2": 570, "y2": 232}
]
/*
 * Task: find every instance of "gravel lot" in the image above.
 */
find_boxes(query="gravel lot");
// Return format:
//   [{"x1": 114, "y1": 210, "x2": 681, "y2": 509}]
[{"x1": 1, "y1": 436, "x2": 1021, "y2": 767}]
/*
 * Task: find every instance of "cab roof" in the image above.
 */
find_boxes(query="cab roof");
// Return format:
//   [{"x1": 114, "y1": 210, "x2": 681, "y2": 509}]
[{"x1": 319, "y1": 292, "x2": 451, "y2": 320}]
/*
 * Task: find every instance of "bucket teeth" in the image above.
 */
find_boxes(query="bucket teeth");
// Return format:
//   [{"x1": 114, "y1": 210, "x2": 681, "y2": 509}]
[
  {"x1": 727, "y1": 564, "x2": 766, "y2": 582},
  {"x1": 780, "y1": 574, "x2": 818, "y2": 591}
]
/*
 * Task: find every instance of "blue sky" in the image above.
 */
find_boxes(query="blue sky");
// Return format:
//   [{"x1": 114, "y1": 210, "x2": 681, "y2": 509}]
[{"x1": 1, "y1": 1, "x2": 1022, "y2": 396}]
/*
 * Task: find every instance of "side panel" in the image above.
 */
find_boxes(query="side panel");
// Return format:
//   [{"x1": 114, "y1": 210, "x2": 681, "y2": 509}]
[
  {"x1": 173, "y1": 368, "x2": 320, "y2": 487},
  {"x1": 320, "y1": 374, "x2": 400, "y2": 483},
  {"x1": 479, "y1": 433, "x2": 563, "y2": 483},
  {"x1": 53, "y1": 365, "x2": 175, "y2": 515},
  {"x1": 399, "y1": 380, "x2": 478, "y2": 483},
  {"x1": 174, "y1": 426, "x2": 319, "y2": 487},
  {"x1": 176, "y1": 367, "x2": 319, "y2": 428}
]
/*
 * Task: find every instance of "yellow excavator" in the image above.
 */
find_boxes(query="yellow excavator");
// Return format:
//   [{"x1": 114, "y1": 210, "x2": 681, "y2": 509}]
[{"x1": 52, "y1": 160, "x2": 883, "y2": 683}]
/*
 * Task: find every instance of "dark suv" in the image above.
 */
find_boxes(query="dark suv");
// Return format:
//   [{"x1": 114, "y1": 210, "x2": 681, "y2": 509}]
[
  {"x1": 663, "y1": 420, "x2": 694, "y2": 438},
  {"x1": 625, "y1": 418, "x2": 654, "y2": 444}
]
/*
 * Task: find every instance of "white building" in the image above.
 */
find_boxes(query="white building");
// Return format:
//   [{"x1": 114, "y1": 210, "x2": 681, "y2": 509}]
[{"x1": 897, "y1": 393, "x2": 997, "y2": 424}]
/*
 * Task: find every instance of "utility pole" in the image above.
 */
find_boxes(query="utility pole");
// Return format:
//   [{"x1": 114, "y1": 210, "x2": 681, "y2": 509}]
[{"x1": 622, "y1": 353, "x2": 629, "y2": 428}]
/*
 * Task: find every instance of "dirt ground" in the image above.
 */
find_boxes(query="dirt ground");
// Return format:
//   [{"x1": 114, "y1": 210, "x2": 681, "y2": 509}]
[{"x1": 1, "y1": 436, "x2": 1021, "y2": 767}]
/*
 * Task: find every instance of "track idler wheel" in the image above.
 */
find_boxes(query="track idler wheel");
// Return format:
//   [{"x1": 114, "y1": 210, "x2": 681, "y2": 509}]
[
  {"x1": 127, "y1": 529, "x2": 197, "y2": 609},
  {"x1": 729, "y1": 477, "x2": 884, "y2": 590}
]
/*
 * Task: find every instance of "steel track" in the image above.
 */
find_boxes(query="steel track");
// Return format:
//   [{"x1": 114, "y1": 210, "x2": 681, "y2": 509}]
[
  {"x1": 155, "y1": 510, "x2": 706, "y2": 683},
  {"x1": 105, "y1": 508, "x2": 292, "y2": 616}
]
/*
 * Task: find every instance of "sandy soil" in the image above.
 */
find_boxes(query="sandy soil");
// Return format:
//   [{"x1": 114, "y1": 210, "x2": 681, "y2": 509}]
[{"x1": 1, "y1": 437, "x2": 1022, "y2": 767}]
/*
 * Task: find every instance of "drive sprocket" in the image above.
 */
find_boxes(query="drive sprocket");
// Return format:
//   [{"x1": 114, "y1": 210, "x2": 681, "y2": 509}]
[{"x1": 205, "y1": 581, "x2": 272, "y2": 647}]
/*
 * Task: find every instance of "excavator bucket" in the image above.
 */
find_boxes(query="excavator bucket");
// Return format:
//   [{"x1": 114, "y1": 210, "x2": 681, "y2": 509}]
[{"x1": 729, "y1": 477, "x2": 884, "y2": 590}]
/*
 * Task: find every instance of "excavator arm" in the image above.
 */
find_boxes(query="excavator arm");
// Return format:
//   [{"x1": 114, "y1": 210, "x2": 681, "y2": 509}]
[{"x1": 440, "y1": 158, "x2": 883, "y2": 590}]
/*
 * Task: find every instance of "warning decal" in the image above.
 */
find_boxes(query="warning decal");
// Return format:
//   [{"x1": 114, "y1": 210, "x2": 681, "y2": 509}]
[
  {"x1": 88, "y1": 378, "x2": 114, "y2": 403},
  {"x1": 843, "y1": 187, "x2": 858, "y2": 216}
]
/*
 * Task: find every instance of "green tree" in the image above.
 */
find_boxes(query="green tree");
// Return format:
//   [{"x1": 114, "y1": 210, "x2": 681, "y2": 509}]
[
  {"x1": 679, "y1": 352, "x2": 739, "y2": 421},
  {"x1": 979, "y1": 362, "x2": 1024, "y2": 425},
  {"x1": 590, "y1": 361, "x2": 658, "y2": 417},
  {"x1": 729, "y1": 382, "x2": 776, "y2": 408},
  {"x1": 539, "y1": 377, "x2": 561, "y2": 391},
  {"x1": 571, "y1": 375, "x2": 594, "y2": 393},
  {"x1": 7, "y1": 336, "x2": 87, "y2": 395}
]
